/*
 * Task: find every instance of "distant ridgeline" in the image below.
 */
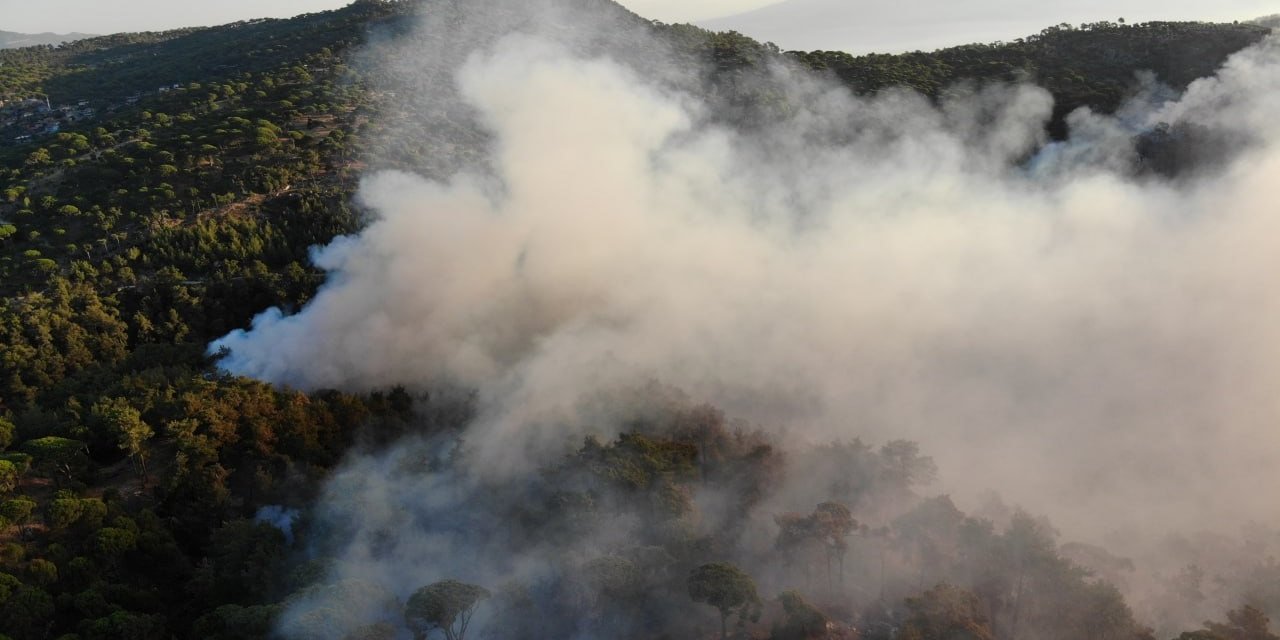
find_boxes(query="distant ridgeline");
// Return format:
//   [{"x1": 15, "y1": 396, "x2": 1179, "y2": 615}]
[
  {"x1": 0, "y1": 1, "x2": 412, "y2": 106},
  {"x1": 791, "y1": 20, "x2": 1270, "y2": 139},
  {"x1": 0, "y1": 31, "x2": 97, "y2": 50},
  {"x1": 0, "y1": 0, "x2": 1269, "y2": 141}
]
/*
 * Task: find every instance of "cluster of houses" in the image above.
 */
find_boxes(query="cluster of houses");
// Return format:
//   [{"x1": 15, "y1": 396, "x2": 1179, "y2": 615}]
[
  {"x1": 1, "y1": 97, "x2": 93, "y2": 144},
  {"x1": 1, "y1": 82, "x2": 182, "y2": 146}
]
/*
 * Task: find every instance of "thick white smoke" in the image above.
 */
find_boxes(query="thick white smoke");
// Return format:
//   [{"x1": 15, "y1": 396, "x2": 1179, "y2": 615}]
[{"x1": 213, "y1": 15, "x2": 1280, "y2": 551}]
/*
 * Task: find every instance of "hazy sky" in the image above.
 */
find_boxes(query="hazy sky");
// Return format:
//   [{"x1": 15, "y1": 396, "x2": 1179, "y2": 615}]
[
  {"x1": 2, "y1": 0, "x2": 762, "y2": 34},
  {"x1": 705, "y1": 0, "x2": 1280, "y2": 53},
  {"x1": 1, "y1": 0, "x2": 1276, "y2": 51},
  {"x1": 0, "y1": 0, "x2": 354, "y2": 34}
]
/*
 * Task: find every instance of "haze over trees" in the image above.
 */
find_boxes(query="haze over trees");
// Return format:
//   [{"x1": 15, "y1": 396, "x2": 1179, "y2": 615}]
[
  {"x1": 0, "y1": 0, "x2": 1277, "y2": 639},
  {"x1": 404, "y1": 580, "x2": 490, "y2": 640}
]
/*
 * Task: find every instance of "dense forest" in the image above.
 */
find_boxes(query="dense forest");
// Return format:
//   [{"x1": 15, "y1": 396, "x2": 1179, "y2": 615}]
[{"x1": 1, "y1": 1, "x2": 1278, "y2": 638}]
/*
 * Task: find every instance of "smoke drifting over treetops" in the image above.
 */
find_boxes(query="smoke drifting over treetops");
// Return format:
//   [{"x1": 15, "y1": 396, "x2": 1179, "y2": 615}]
[{"x1": 213, "y1": 0, "x2": 1280, "y2": 572}]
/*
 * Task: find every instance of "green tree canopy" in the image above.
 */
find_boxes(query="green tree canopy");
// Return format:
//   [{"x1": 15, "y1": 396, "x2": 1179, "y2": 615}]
[
  {"x1": 404, "y1": 579, "x2": 490, "y2": 640},
  {"x1": 771, "y1": 590, "x2": 828, "y2": 640},
  {"x1": 688, "y1": 562, "x2": 761, "y2": 640},
  {"x1": 1180, "y1": 605, "x2": 1280, "y2": 640},
  {"x1": 900, "y1": 583, "x2": 995, "y2": 640},
  {"x1": 92, "y1": 397, "x2": 154, "y2": 486}
]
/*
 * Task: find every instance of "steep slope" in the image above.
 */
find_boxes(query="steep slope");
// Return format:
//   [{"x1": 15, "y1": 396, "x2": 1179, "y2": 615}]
[{"x1": 0, "y1": 1, "x2": 410, "y2": 103}]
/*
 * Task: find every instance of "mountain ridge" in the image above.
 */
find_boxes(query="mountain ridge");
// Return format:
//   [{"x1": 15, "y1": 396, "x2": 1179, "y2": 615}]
[{"x1": 0, "y1": 30, "x2": 96, "y2": 49}]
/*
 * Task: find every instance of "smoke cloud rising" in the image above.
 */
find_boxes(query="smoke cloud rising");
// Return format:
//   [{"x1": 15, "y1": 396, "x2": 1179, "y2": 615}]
[{"x1": 212, "y1": 1, "x2": 1280, "y2": 625}]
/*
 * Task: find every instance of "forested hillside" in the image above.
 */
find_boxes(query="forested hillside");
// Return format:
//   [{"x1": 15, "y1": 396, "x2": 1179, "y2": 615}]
[
  {"x1": 792, "y1": 20, "x2": 1268, "y2": 137},
  {"x1": 0, "y1": 1, "x2": 1276, "y2": 638}
]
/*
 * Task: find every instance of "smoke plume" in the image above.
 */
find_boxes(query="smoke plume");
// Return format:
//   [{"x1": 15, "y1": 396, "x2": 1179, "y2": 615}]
[{"x1": 210, "y1": 1, "x2": 1280, "y2": 633}]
